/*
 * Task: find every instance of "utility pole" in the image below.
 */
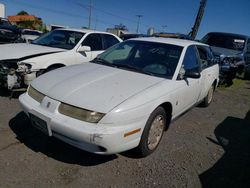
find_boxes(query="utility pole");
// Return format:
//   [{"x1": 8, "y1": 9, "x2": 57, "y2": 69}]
[
  {"x1": 188, "y1": 0, "x2": 207, "y2": 39},
  {"x1": 136, "y1": 15, "x2": 143, "y2": 33},
  {"x1": 162, "y1": 25, "x2": 167, "y2": 33},
  {"x1": 88, "y1": 0, "x2": 92, "y2": 29}
]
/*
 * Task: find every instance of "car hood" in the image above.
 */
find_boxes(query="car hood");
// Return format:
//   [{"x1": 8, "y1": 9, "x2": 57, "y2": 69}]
[
  {"x1": 0, "y1": 43, "x2": 65, "y2": 60},
  {"x1": 32, "y1": 63, "x2": 164, "y2": 113},
  {"x1": 211, "y1": 46, "x2": 241, "y2": 56}
]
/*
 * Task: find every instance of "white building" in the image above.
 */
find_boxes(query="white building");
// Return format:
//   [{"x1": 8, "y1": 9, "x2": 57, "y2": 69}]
[{"x1": 0, "y1": 3, "x2": 5, "y2": 18}]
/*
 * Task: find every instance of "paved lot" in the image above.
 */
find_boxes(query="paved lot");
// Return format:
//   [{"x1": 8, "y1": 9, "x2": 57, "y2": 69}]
[{"x1": 0, "y1": 80, "x2": 250, "y2": 188}]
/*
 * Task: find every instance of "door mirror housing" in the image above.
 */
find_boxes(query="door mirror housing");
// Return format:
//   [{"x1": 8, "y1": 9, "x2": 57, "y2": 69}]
[
  {"x1": 78, "y1": 45, "x2": 91, "y2": 53},
  {"x1": 184, "y1": 70, "x2": 201, "y2": 79}
]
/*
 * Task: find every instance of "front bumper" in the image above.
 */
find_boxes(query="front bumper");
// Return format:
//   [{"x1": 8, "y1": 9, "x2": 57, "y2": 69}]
[
  {"x1": 19, "y1": 93, "x2": 144, "y2": 155},
  {"x1": 0, "y1": 65, "x2": 21, "y2": 89},
  {"x1": 0, "y1": 68, "x2": 36, "y2": 90}
]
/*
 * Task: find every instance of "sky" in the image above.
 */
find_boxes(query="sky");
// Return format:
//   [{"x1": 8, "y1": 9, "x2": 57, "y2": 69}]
[{"x1": 0, "y1": 0, "x2": 249, "y2": 39}]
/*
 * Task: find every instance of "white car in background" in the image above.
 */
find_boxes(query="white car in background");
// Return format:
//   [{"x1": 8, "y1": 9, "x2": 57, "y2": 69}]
[
  {"x1": 0, "y1": 28, "x2": 122, "y2": 90},
  {"x1": 19, "y1": 38, "x2": 219, "y2": 157},
  {"x1": 21, "y1": 29, "x2": 43, "y2": 43}
]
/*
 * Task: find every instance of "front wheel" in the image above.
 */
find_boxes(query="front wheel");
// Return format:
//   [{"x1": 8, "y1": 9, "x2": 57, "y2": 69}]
[{"x1": 136, "y1": 107, "x2": 166, "y2": 157}]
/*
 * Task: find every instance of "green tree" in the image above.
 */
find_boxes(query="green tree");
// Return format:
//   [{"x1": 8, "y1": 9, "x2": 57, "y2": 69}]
[
  {"x1": 15, "y1": 11, "x2": 43, "y2": 31},
  {"x1": 17, "y1": 11, "x2": 29, "y2": 15},
  {"x1": 114, "y1": 23, "x2": 128, "y2": 31}
]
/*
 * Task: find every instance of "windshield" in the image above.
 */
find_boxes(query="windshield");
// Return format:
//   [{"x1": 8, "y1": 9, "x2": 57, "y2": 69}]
[
  {"x1": 201, "y1": 33, "x2": 246, "y2": 51},
  {"x1": 92, "y1": 40, "x2": 183, "y2": 79},
  {"x1": 32, "y1": 30, "x2": 85, "y2": 50}
]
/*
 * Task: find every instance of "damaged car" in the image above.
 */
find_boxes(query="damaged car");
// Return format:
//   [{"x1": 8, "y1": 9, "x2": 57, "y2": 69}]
[
  {"x1": 0, "y1": 28, "x2": 122, "y2": 90},
  {"x1": 19, "y1": 38, "x2": 219, "y2": 156},
  {"x1": 0, "y1": 17, "x2": 22, "y2": 44},
  {"x1": 201, "y1": 32, "x2": 250, "y2": 84}
]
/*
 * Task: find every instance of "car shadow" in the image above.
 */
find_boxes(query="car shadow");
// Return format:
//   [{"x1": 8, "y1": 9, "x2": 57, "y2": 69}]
[
  {"x1": 0, "y1": 87, "x2": 10, "y2": 97},
  {"x1": 9, "y1": 112, "x2": 117, "y2": 166},
  {"x1": 199, "y1": 110, "x2": 250, "y2": 188}
]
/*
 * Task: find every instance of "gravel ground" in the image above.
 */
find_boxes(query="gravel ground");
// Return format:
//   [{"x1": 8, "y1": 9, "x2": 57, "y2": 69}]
[{"x1": 0, "y1": 80, "x2": 249, "y2": 188}]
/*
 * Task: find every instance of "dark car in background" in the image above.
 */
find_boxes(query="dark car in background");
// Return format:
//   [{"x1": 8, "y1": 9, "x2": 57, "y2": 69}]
[
  {"x1": 201, "y1": 32, "x2": 250, "y2": 84},
  {"x1": 0, "y1": 17, "x2": 21, "y2": 44}
]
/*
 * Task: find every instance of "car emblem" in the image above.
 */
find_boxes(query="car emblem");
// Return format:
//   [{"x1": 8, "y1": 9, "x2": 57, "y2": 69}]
[{"x1": 46, "y1": 102, "x2": 51, "y2": 108}]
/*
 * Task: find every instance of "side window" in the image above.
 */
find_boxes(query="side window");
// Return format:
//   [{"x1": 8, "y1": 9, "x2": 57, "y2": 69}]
[
  {"x1": 82, "y1": 34, "x2": 103, "y2": 51},
  {"x1": 102, "y1": 34, "x2": 120, "y2": 50},
  {"x1": 182, "y1": 46, "x2": 200, "y2": 72},
  {"x1": 197, "y1": 46, "x2": 210, "y2": 69}
]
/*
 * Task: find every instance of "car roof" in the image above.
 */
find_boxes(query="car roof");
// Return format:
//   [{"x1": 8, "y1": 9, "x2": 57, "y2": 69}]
[
  {"x1": 56, "y1": 28, "x2": 116, "y2": 35},
  {"x1": 129, "y1": 37, "x2": 208, "y2": 48},
  {"x1": 22, "y1": 28, "x2": 42, "y2": 32}
]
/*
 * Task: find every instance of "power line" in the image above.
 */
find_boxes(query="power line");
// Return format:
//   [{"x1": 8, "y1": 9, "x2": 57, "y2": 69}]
[
  {"x1": 72, "y1": 1, "x2": 155, "y2": 32},
  {"x1": 8, "y1": 0, "x2": 160, "y2": 32},
  {"x1": 7, "y1": 0, "x2": 115, "y2": 28},
  {"x1": 74, "y1": 1, "x2": 137, "y2": 24},
  {"x1": 8, "y1": 0, "x2": 88, "y2": 20}
]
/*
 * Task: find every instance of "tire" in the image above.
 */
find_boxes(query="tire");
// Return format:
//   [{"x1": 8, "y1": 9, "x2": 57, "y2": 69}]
[
  {"x1": 244, "y1": 67, "x2": 250, "y2": 80},
  {"x1": 36, "y1": 65, "x2": 64, "y2": 78},
  {"x1": 137, "y1": 107, "x2": 166, "y2": 157},
  {"x1": 201, "y1": 84, "x2": 214, "y2": 107},
  {"x1": 45, "y1": 66, "x2": 60, "y2": 73}
]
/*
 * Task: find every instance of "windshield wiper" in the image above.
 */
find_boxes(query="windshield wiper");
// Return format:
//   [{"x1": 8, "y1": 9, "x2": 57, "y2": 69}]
[
  {"x1": 92, "y1": 57, "x2": 111, "y2": 65},
  {"x1": 112, "y1": 63, "x2": 142, "y2": 72},
  {"x1": 113, "y1": 63, "x2": 157, "y2": 76},
  {"x1": 91, "y1": 58, "x2": 121, "y2": 68},
  {"x1": 32, "y1": 42, "x2": 50, "y2": 47}
]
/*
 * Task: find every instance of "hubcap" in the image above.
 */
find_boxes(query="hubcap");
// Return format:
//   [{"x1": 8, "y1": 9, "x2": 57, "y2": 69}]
[
  {"x1": 207, "y1": 86, "x2": 214, "y2": 104},
  {"x1": 147, "y1": 115, "x2": 165, "y2": 150}
]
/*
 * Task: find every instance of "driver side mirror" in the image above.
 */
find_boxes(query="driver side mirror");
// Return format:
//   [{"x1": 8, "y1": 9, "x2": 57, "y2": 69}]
[
  {"x1": 78, "y1": 45, "x2": 91, "y2": 53},
  {"x1": 178, "y1": 65, "x2": 201, "y2": 79},
  {"x1": 184, "y1": 70, "x2": 201, "y2": 79}
]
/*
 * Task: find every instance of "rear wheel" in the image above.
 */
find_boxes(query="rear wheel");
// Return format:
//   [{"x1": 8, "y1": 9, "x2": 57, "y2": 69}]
[
  {"x1": 201, "y1": 84, "x2": 214, "y2": 107},
  {"x1": 45, "y1": 65, "x2": 64, "y2": 73},
  {"x1": 137, "y1": 107, "x2": 166, "y2": 157}
]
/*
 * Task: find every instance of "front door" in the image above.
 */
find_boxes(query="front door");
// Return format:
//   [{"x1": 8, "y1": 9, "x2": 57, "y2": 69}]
[{"x1": 173, "y1": 45, "x2": 202, "y2": 116}]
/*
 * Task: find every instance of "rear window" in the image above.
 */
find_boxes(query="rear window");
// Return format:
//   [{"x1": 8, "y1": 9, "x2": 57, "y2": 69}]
[{"x1": 201, "y1": 33, "x2": 246, "y2": 51}]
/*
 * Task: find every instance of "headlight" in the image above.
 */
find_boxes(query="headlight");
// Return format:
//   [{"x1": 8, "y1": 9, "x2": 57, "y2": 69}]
[
  {"x1": 222, "y1": 55, "x2": 244, "y2": 67},
  {"x1": 27, "y1": 85, "x2": 45, "y2": 103},
  {"x1": 58, "y1": 103, "x2": 105, "y2": 123},
  {"x1": 17, "y1": 62, "x2": 32, "y2": 73}
]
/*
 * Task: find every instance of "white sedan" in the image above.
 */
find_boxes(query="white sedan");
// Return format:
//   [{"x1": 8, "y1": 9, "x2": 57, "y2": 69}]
[
  {"x1": 19, "y1": 37, "x2": 219, "y2": 156},
  {"x1": 0, "y1": 28, "x2": 122, "y2": 90}
]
